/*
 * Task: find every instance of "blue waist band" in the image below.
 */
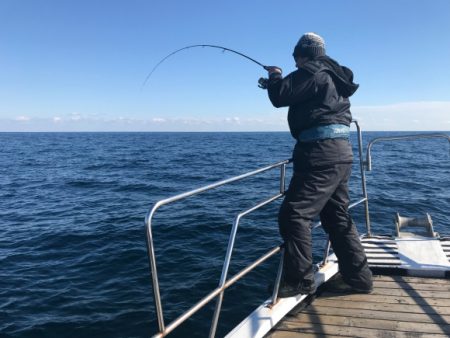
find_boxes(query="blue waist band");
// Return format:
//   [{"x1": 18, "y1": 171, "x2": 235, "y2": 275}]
[{"x1": 297, "y1": 124, "x2": 350, "y2": 142}]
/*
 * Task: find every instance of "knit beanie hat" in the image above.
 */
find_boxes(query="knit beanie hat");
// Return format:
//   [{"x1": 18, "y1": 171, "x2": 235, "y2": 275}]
[{"x1": 293, "y1": 32, "x2": 326, "y2": 58}]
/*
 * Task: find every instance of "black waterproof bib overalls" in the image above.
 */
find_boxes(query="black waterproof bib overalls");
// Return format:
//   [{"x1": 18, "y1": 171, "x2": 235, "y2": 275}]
[{"x1": 267, "y1": 56, "x2": 373, "y2": 291}]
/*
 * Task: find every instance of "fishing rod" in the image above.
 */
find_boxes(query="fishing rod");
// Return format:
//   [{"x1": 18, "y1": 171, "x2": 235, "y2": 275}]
[{"x1": 142, "y1": 44, "x2": 270, "y2": 89}]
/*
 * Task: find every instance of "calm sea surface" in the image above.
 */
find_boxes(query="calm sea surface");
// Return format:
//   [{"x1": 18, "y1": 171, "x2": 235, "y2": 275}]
[{"x1": 1, "y1": 132, "x2": 449, "y2": 338}]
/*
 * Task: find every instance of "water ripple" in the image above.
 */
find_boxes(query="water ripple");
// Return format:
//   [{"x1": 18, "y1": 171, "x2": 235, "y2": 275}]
[{"x1": 1, "y1": 131, "x2": 449, "y2": 338}]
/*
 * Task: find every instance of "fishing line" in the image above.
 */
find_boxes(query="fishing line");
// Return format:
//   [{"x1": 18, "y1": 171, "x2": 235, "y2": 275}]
[{"x1": 141, "y1": 44, "x2": 269, "y2": 89}]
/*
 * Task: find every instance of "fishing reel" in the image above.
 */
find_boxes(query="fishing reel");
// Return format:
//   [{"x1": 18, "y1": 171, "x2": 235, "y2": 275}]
[{"x1": 258, "y1": 77, "x2": 268, "y2": 90}]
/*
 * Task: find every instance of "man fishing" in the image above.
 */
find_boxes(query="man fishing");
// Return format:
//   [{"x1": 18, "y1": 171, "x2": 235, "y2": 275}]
[{"x1": 260, "y1": 32, "x2": 373, "y2": 297}]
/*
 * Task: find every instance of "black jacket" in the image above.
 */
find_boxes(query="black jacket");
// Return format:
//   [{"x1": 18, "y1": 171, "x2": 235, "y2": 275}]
[
  {"x1": 268, "y1": 55, "x2": 358, "y2": 139},
  {"x1": 267, "y1": 56, "x2": 358, "y2": 169}
]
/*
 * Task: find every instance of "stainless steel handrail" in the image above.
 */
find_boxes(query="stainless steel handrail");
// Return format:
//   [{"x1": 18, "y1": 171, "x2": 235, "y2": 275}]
[
  {"x1": 208, "y1": 192, "x2": 284, "y2": 338},
  {"x1": 151, "y1": 245, "x2": 282, "y2": 338},
  {"x1": 146, "y1": 120, "x2": 371, "y2": 338},
  {"x1": 146, "y1": 160, "x2": 290, "y2": 337},
  {"x1": 270, "y1": 248, "x2": 285, "y2": 306},
  {"x1": 365, "y1": 133, "x2": 450, "y2": 171},
  {"x1": 354, "y1": 120, "x2": 372, "y2": 236}
]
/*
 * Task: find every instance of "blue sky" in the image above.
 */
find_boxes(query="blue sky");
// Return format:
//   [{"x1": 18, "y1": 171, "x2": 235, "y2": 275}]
[{"x1": 1, "y1": 0, "x2": 450, "y2": 131}]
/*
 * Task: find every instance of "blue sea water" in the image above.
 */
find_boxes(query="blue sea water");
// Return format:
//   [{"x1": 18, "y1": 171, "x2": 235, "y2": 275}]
[{"x1": 1, "y1": 131, "x2": 449, "y2": 338}]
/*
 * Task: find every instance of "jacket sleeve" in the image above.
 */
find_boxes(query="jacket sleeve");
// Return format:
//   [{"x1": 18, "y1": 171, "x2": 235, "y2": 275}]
[{"x1": 267, "y1": 70, "x2": 317, "y2": 108}]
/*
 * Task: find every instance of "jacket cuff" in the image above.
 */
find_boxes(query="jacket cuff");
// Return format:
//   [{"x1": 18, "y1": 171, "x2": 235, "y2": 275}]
[{"x1": 269, "y1": 72, "x2": 283, "y2": 81}]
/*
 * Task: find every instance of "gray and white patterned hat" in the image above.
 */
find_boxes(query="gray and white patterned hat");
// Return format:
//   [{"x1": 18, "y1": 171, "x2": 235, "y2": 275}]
[{"x1": 293, "y1": 32, "x2": 326, "y2": 58}]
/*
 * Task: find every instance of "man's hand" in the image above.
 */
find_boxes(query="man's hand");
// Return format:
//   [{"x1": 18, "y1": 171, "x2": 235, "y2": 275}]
[
  {"x1": 258, "y1": 77, "x2": 268, "y2": 89},
  {"x1": 264, "y1": 66, "x2": 282, "y2": 76},
  {"x1": 258, "y1": 66, "x2": 282, "y2": 89}
]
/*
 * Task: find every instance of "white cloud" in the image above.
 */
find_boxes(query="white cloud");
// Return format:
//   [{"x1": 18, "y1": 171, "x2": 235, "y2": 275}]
[
  {"x1": 353, "y1": 101, "x2": 450, "y2": 131},
  {"x1": 15, "y1": 116, "x2": 30, "y2": 121},
  {"x1": 152, "y1": 117, "x2": 166, "y2": 123},
  {"x1": 70, "y1": 112, "x2": 81, "y2": 121},
  {"x1": 224, "y1": 117, "x2": 241, "y2": 124},
  {"x1": 2, "y1": 101, "x2": 449, "y2": 131}
]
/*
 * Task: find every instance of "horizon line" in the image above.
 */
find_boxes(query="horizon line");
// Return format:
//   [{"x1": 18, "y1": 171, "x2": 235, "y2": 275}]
[{"x1": 1, "y1": 130, "x2": 449, "y2": 133}]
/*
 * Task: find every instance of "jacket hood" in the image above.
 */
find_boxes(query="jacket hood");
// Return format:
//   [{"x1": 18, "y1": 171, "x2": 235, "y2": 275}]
[{"x1": 306, "y1": 56, "x2": 359, "y2": 98}]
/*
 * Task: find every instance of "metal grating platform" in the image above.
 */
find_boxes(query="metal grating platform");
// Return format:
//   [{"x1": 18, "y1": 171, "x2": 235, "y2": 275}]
[
  {"x1": 359, "y1": 236, "x2": 450, "y2": 277},
  {"x1": 362, "y1": 236, "x2": 402, "y2": 267}
]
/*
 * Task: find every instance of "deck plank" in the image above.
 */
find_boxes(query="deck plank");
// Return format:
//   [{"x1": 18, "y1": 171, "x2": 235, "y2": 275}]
[
  {"x1": 315, "y1": 298, "x2": 450, "y2": 315},
  {"x1": 373, "y1": 275, "x2": 450, "y2": 285},
  {"x1": 283, "y1": 313, "x2": 450, "y2": 334},
  {"x1": 373, "y1": 275, "x2": 450, "y2": 284},
  {"x1": 266, "y1": 331, "x2": 349, "y2": 338},
  {"x1": 373, "y1": 280, "x2": 450, "y2": 291},
  {"x1": 266, "y1": 331, "x2": 348, "y2": 338},
  {"x1": 360, "y1": 286, "x2": 450, "y2": 298},
  {"x1": 267, "y1": 324, "x2": 448, "y2": 338},
  {"x1": 300, "y1": 304, "x2": 450, "y2": 325},
  {"x1": 318, "y1": 291, "x2": 450, "y2": 306},
  {"x1": 266, "y1": 275, "x2": 450, "y2": 338}
]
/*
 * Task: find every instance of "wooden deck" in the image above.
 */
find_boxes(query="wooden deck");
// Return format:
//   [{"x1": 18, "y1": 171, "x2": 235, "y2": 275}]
[{"x1": 266, "y1": 275, "x2": 450, "y2": 338}]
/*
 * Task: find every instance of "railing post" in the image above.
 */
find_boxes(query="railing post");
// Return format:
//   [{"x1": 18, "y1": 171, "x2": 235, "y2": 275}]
[
  {"x1": 280, "y1": 163, "x2": 286, "y2": 194},
  {"x1": 145, "y1": 207, "x2": 165, "y2": 333},
  {"x1": 208, "y1": 192, "x2": 283, "y2": 338},
  {"x1": 268, "y1": 164, "x2": 286, "y2": 306},
  {"x1": 270, "y1": 248, "x2": 284, "y2": 305},
  {"x1": 353, "y1": 120, "x2": 372, "y2": 237},
  {"x1": 208, "y1": 214, "x2": 242, "y2": 338},
  {"x1": 321, "y1": 238, "x2": 331, "y2": 267}
]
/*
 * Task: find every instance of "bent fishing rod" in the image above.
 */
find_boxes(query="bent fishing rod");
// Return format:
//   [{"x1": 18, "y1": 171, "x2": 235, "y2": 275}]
[{"x1": 142, "y1": 44, "x2": 270, "y2": 89}]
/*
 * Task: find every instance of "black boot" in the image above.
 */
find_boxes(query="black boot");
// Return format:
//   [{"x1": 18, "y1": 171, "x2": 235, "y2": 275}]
[
  {"x1": 325, "y1": 274, "x2": 373, "y2": 294},
  {"x1": 277, "y1": 279, "x2": 317, "y2": 298}
]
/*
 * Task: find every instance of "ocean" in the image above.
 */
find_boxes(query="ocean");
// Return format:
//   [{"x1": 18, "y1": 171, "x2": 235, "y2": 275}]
[{"x1": 1, "y1": 131, "x2": 449, "y2": 338}]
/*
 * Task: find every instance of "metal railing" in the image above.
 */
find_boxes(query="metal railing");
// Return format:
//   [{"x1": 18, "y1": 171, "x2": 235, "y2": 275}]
[
  {"x1": 365, "y1": 133, "x2": 450, "y2": 171},
  {"x1": 145, "y1": 159, "x2": 290, "y2": 338},
  {"x1": 145, "y1": 120, "x2": 370, "y2": 338}
]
